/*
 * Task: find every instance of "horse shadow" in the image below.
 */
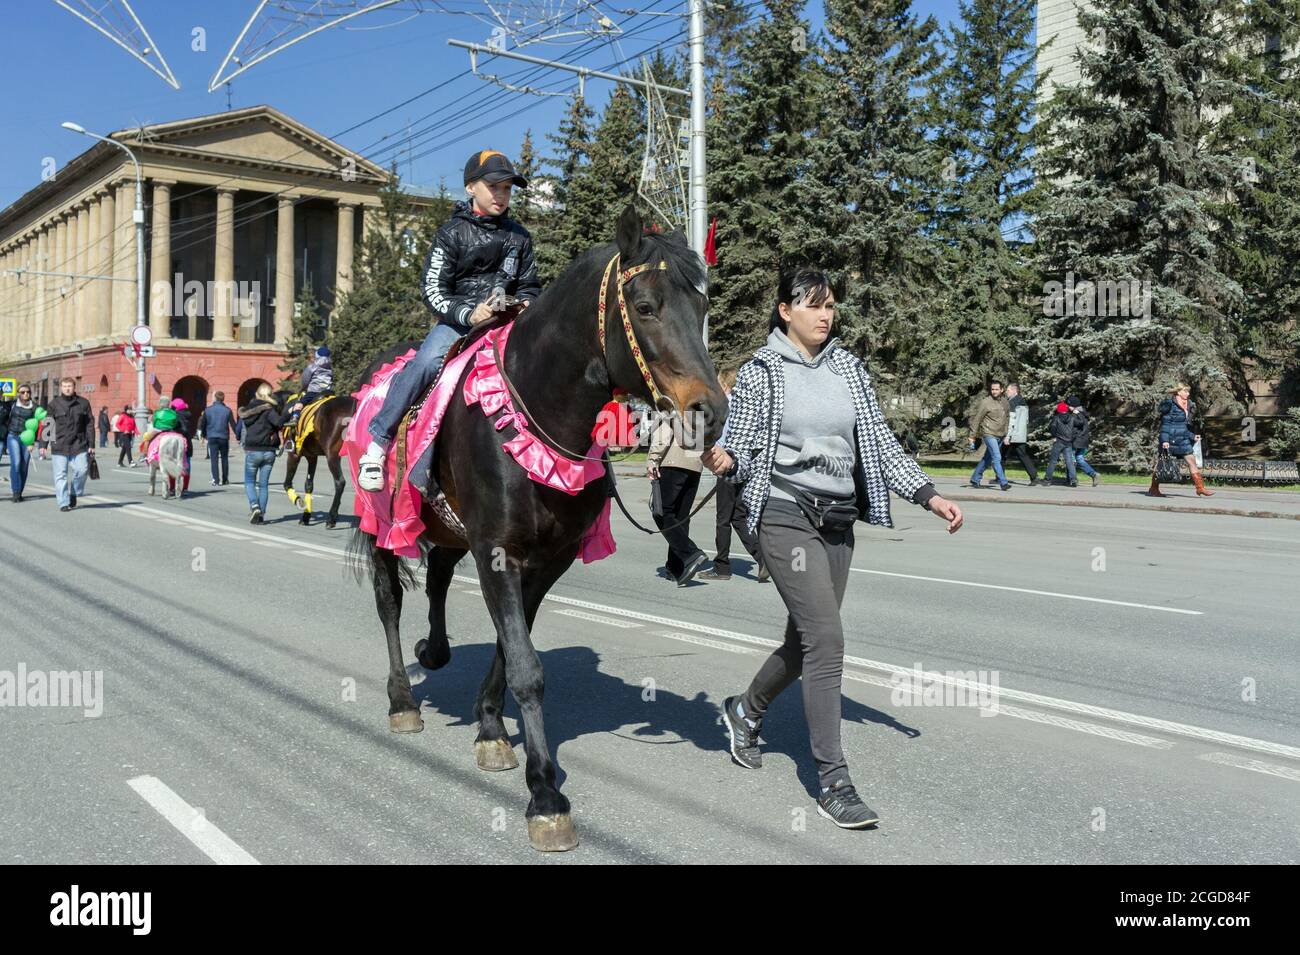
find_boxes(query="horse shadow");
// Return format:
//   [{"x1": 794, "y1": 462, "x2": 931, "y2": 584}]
[{"x1": 407, "y1": 642, "x2": 920, "y2": 796}]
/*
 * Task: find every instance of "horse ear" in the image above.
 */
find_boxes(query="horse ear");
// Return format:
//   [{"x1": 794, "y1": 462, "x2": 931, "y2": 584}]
[{"x1": 615, "y1": 205, "x2": 642, "y2": 260}]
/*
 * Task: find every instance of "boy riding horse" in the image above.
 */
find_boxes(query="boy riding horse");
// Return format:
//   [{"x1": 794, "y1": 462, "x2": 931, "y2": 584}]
[
  {"x1": 285, "y1": 345, "x2": 334, "y2": 452},
  {"x1": 356, "y1": 149, "x2": 541, "y2": 498}
]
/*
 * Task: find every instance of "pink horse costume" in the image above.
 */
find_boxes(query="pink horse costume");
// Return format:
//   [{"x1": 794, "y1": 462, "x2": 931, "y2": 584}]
[{"x1": 344, "y1": 321, "x2": 615, "y2": 561}]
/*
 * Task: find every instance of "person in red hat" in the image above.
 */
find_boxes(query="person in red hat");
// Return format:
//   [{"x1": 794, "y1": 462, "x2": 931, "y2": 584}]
[{"x1": 357, "y1": 149, "x2": 542, "y2": 498}]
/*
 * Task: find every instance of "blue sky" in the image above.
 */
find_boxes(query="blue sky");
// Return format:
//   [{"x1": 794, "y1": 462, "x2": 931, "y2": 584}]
[{"x1": 0, "y1": 0, "x2": 966, "y2": 207}]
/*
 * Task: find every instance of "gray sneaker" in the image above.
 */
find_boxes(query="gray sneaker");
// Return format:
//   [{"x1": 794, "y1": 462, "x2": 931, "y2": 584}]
[
  {"x1": 722, "y1": 695, "x2": 762, "y2": 770},
  {"x1": 817, "y1": 779, "x2": 879, "y2": 829}
]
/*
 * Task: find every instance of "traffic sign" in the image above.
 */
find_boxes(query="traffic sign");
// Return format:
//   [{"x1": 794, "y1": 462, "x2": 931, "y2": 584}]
[
  {"x1": 137, "y1": 345, "x2": 156, "y2": 358},
  {"x1": 130, "y1": 325, "x2": 153, "y2": 347},
  {"x1": 0, "y1": 378, "x2": 15, "y2": 397}
]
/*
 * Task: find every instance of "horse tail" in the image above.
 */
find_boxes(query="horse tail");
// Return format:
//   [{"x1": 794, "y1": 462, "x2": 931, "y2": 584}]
[{"x1": 345, "y1": 526, "x2": 421, "y2": 590}]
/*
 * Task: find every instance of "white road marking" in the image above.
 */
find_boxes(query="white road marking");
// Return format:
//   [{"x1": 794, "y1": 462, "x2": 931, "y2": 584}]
[
  {"x1": 849, "y1": 567, "x2": 1203, "y2": 615},
  {"x1": 63, "y1": 488, "x2": 1297, "y2": 769},
  {"x1": 216, "y1": 532, "x2": 248, "y2": 541},
  {"x1": 295, "y1": 550, "x2": 337, "y2": 560},
  {"x1": 658, "y1": 631, "x2": 762, "y2": 655},
  {"x1": 447, "y1": 577, "x2": 1300, "y2": 762},
  {"x1": 553, "y1": 608, "x2": 643, "y2": 629},
  {"x1": 126, "y1": 775, "x2": 260, "y2": 865},
  {"x1": 1199, "y1": 752, "x2": 1300, "y2": 782}
]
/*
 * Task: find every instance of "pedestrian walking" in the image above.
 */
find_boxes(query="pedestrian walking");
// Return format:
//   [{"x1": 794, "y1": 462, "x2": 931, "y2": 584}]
[
  {"x1": 1150, "y1": 382, "x2": 1214, "y2": 497},
  {"x1": 647, "y1": 411, "x2": 708, "y2": 586},
  {"x1": 5, "y1": 385, "x2": 38, "y2": 502},
  {"x1": 702, "y1": 267, "x2": 964, "y2": 830},
  {"x1": 0, "y1": 397, "x2": 10, "y2": 473},
  {"x1": 1041, "y1": 398, "x2": 1078, "y2": 486},
  {"x1": 968, "y1": 381, "x2": 1011, "y2": 490},
  {"x1": 1068, "y1": 396, "x2": 1100, "y2": 487},
  {"x1": 1002, "y1": 382, "x2": 1040, "y2": 485},
  {"x1": 201, "y1": 391, "x2": 236, "y2": 486},
  {"x1": 239, "y1": 383, "x2": 285, "y2": 524},
  {"x1": 697, "y1": 367, "x2": 766, "y2": 583},
  {"x1": 113, "y1": 405, "x2": 138, "y2": 467},
  {"x1": 97, "y1": 406, "x2": 110, "y2": 448},
  {"x1": 46, "y1": 377, "x2": 95, "y2": 512}
]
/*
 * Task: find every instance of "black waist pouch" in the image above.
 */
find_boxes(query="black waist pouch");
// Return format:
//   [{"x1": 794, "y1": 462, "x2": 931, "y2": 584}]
[{"x1": 772, "y1": 475, "x2": 858, "y2": 531}]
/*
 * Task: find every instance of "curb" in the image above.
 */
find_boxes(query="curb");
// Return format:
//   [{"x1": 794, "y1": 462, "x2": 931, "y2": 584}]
[{"x1": 943, "y1": 492, "x2": 1300, "y2": 521}]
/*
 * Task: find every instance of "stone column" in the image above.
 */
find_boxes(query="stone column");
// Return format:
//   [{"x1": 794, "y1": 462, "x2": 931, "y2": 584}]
[
  {"x1": 85, "y1": 198, "x2": 101, "y2": 343},
  {"x1": 34, "y1": 227, "x2": 49, "y2": 352},
  {"x1": 73, "y1": 201, "x2": 90, "y2": 343},
  {"x1": 213, "y1": 187, "x2": 236, "y2": 342},
  {"x1": 335, "y1": 201, "x2": 356, "y2": 304},
  {"x1": 274, "y1": 194, "x2": 295, "y2": 345},
  {"x1": 150, "y1": 180, "x2": 174, "y2": 336},
  {"x1": 97, "y1": 188, "x2": 115, "y2": 340},
  {"x1": 112, "y1": 179, "x2": 136, "y2": 336},
  {"x1": 53, "y1": 216, "x2": 68, "y2": 347}
]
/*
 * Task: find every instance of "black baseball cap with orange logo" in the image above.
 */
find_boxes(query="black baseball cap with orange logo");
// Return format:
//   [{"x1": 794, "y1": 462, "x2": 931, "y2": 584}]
[{"x1": 464, "y1": 149, "x2": 528, "y2": 187}]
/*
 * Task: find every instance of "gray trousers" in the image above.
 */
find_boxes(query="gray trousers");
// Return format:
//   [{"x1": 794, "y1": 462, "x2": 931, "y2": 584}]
[{"x1": 742, "y1": 497, "x2": 854, "y2": 789}]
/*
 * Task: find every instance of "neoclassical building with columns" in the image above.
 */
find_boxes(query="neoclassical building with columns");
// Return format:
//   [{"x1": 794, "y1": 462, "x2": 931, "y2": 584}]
[{"x1": 0, "y1": 105, "x2": 387, "y2": 416}]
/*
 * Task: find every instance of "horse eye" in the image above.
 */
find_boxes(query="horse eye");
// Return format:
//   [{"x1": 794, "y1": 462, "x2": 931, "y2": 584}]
[{"x1": 636, "y1": 302, "x2": 655, "y2": 317}]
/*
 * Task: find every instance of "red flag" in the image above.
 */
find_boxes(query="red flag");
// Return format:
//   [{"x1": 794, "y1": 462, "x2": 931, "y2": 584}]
[{"x1": 703, "y1": 216, "x2": 718, "y2": 266}]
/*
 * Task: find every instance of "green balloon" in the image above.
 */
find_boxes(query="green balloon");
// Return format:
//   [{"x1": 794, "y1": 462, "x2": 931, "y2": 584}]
[
  {"x1": 23, "y1": 418, "x2": 37, "y2": 432},
  {"x1": 19, "y1": 430, "x2": 35, "y2": 447},
  {"x1": 33, "y1": 407, "x2": 46, "y2": 420}
]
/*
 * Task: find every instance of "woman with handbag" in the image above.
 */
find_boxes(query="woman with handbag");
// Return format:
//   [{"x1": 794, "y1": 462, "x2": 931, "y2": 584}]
[
  {"x1": 1149, "y1": 382, "x2": 1213, "y2": 497},
  {"x1": 701, "y1": 267, "x2": 964, "y2": 830}
]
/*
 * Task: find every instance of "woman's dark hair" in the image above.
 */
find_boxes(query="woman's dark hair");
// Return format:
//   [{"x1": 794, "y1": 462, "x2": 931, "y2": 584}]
[{"x1": 769, "y1": 267, "x2": 835, "y2": 335}]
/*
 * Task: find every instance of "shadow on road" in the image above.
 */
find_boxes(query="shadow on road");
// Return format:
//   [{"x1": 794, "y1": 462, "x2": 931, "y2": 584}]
[{"x1": 409, "y1": 642, "x2": 921, "y2": 797}]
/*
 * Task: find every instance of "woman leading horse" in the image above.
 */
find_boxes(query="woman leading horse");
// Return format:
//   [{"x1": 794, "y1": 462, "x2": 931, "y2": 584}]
[{"x1": 350, "y1": 206, "x2": 726, "y2": 851}]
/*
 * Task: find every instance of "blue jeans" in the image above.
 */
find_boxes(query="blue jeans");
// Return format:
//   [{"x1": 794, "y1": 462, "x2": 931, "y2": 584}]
[
  {"x1": 971, "y1": 436, "x2": 1007, "y2": 486},
  {"x1": 52, "y1": 452, "x2": 89, "y2": 506},
  {"x1": 6, "y1": 433, "x2": 31, "y2": 495},
  {"x1": 1073, "y1": 447, "x2": 1098, "y2": 478},
  {"x1": 244, "y1": 450, "x2": 276, "y2": 513},
  {"x1": 367, "y1": 322, "x2": 466, "y2": 446}
]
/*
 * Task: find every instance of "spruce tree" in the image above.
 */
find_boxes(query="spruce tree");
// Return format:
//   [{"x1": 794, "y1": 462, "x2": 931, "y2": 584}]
[
  {"x1": 277, "y1": 281, "x2": 325, "y2": 387},
  {"x1": 328, "y1": 172, "x2": 441, "y2": 393},
  {"x1": 536, "y1": 93, "x2": 595, "y2": 283},
  {"x1": 799, "y1": 0, "x2": 943, "y2": 377},
  {"x1": 705, "y1": 0, "x2": 824, "y2": 364},
  {"x1": 1210, "y1": 1, "x2": 1300, "y2": 422},
  {"x1": 910, "y1": 0, "x2": 1042, "y2": 422},
  {"x1": 1031, "y1": 0, "x2": 1247, "y2": 467},
  {"x1": 568, "y1": 84, "x2": 648, "y2": 249}
]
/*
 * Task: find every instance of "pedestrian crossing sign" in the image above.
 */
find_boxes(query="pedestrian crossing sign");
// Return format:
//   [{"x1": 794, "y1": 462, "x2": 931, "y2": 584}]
[{"x1": 0, "y1": 378, "x2": 15, "y2": 398}]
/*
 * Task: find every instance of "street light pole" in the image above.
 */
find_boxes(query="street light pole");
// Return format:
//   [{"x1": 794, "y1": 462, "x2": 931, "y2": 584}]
[
  {"x1": 61, "y1": 122, "x2": 149, "y2": 434},
  {"x1": 688, "y1": 0, "x2": 709, "y2": 346}
]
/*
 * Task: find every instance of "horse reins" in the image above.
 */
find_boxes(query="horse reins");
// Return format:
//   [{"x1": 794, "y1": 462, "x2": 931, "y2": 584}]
[{"x1": 488, "y1": 251, "x2": 716, "y2": 536}]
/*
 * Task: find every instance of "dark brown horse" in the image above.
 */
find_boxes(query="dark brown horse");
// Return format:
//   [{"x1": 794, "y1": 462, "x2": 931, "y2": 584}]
[
  {"x1": 349, "y1": 207, "x2": 726, "y2": 851},
  {"x1": 279, "y1": 393, "x2": 356, "y2": 528}
]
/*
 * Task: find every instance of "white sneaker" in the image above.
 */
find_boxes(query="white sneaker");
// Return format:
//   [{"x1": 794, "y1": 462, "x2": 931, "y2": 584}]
[{"x1": 357, "y1": 452, "x2": 386, "y2": 492}]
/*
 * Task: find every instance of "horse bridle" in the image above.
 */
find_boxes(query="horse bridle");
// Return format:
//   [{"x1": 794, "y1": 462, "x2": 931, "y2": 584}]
[{"x1": 487, "y1": 251, "x2": 717, "y2": 536}]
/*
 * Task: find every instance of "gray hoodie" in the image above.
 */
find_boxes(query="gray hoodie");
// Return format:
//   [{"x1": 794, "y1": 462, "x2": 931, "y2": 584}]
[{"x1": 766, "y1": 329, "x2": 857, "y2": 504}]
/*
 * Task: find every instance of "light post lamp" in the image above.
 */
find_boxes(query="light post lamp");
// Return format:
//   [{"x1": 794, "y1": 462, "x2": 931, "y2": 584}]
[{"x1": 61, "y1": 121, "x2": 149, "y2": 434}]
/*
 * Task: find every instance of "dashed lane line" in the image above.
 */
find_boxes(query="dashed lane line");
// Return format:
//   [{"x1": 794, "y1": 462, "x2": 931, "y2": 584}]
[
  {"x1": 126, "y1": 775, "x2": 260, "y2": 865},
  {"x1": 1198, "y1": 752, "x2": 1300, "y2": 783},
  {"x1": 55, "y1": 488, "x2": 1300, "y2": 766}
]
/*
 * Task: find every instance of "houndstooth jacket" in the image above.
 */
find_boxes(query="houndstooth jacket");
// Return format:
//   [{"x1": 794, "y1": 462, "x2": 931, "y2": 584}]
[{"x1": 720, "y1": 340, "x2": 937, "y2": 535}]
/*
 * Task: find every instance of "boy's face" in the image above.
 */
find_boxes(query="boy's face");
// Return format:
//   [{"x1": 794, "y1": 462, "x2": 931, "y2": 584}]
[{"x1": 467, "y1": 178, "x2": 512, "y2": 216}]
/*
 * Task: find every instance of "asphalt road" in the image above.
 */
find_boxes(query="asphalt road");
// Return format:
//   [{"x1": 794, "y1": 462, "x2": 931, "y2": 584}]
[{"x1": 2, "y1": 448, "x2": 1297, "y2": 864}]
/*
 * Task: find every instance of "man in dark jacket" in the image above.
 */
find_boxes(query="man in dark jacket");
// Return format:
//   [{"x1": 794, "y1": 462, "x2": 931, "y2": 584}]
[
  {"x1": 201, "y1": 391, "x2": 237, "y2": 486},
  {"x1": 1068, "y1": 396, "x2": 1100, "y2": 487},
  {"x1": 47, "y1": 377, "x2": 95, "y2": 511},
  {"x1": 1001, "y1": 383, "x2": 1040, "y2": 485},
  {"x1": 1040, "y1": 399, "x2": 1078, "y2": 487},
  {"x1": 97, "y1": 406, "x2": 110, "y2": 448},
  {"x1": 357, "y1": 149, "x2": 542, "y2": 495}
]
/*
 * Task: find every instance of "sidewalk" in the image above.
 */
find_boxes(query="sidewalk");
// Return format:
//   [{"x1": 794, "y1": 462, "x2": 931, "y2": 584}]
[
  {"x1": 920, "y1": 477, "x2": 1300, "y2": 521},
  {"x1": 607, "y1": 463, "x2": 1300, "y2": 520}
]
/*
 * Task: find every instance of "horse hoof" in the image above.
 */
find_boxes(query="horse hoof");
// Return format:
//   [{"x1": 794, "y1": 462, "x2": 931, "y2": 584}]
[
  {"x1": 388, "y1": 710, "x2": 424, "y2": 733},
  {"x1": 414, "y1": 637, "x2": 451, "y2": 671},
  {"x1": 474, "y1": 739, "x2": 518, "y2": 772},
  {"x1": 527, "y1": 813, "x2": 578, "y2": 852},
  {"x1": 325, "y1": 521, "x2": 336, "y2": 530}
]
